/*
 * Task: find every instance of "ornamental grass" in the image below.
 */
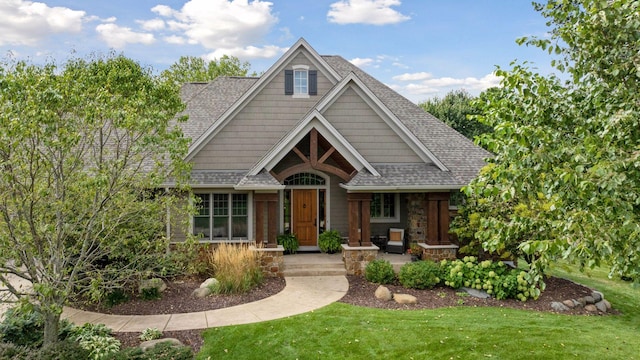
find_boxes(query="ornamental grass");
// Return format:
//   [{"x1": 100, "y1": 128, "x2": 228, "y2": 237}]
[{"x1": 206, "y1": 242, "x2": 263, "y2": 294}]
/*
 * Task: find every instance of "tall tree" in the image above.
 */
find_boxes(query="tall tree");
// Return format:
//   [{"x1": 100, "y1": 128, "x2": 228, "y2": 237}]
[
  {"x1": 0, "y1": 55, "x2": 190, "y2": 345},
  {"x1": 459, "y1": 0, "x2": 640, "y2": 290},
  {"x1": 419, "y1": 89, "x2": 492, "y2": 142},
  {"x1": 160, "y1": 55, "x2": 252, "y2": 86}
]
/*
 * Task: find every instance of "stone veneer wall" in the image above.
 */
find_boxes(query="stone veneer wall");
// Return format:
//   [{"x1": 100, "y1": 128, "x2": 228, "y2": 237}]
[
  {"x1": 406, "y1": 193, "x2": 427, "y2": 243},
  {"x1": 252, "y1": 246, "x2": 284, "y2": 278},
  {"x1": 341, "y1": 244, "x2": 379, "y2": 276},
  {"x1": 418, "y1": 243, "x2": 458, "y2": 262}
]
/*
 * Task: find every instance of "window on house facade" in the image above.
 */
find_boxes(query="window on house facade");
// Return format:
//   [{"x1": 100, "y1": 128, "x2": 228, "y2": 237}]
[
  {"x1": 284, "y1": 66, "x2": 317, "y2": 96},
  {"x1": 371, "y1": 193, "x2": 399, "y2": 222},
  {"x1": 194, "y1": 193, "x2": 248, "y2": 240}
]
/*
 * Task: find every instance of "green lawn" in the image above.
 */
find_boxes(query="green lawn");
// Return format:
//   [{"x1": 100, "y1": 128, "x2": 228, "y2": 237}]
[{"x1": 197, "y1": 265, "x2": 640, "y2": 360}]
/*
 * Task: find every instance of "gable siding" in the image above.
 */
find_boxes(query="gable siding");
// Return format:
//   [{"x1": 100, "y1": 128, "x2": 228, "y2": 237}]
[
  {"x1": 323, "y1": 87, "x2": 424, "y2": 164},
  {"x1": 192, "y1": 52, "x2": 333, "y2": 170}
]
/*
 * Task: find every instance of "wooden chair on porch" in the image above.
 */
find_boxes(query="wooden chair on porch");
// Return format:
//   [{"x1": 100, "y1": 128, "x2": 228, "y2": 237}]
[{"x1": 386, "y1": 228, "x2": 406, "y2": 254}]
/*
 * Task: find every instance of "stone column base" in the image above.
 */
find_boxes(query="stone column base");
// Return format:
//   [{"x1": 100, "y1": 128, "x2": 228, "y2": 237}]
[
  {"x1": 418, "y1": 243, "x2": 458, "y2": 262},
  {"x1": 341, "y1": 244, "x2": 379, "y2": 276},
  {"x1": 251, "y1": 245, "x2": 284, "y2": 278}
]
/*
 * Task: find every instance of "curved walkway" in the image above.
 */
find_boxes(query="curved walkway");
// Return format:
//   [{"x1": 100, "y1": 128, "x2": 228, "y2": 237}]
[{"x1": 61, "y1": 276, "x2": 349, "y2": 332}]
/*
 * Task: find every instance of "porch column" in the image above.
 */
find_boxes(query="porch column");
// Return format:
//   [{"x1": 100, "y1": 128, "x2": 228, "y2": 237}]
[
  {"x1": 426, "y1": 193, "x2": 451, "y2": 245},
  {"x1": 254, "y1": 193, "x2": 279, "y2": 248},
  {"x1": 347, "y1": 193, "x2": 372, "y2": 246}
]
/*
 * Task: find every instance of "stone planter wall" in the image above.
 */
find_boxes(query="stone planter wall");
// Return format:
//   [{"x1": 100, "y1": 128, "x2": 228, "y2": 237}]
[
  {"x1": 418, "y1": 243, "x2": 458, "y2": 261},
  {"x1": 251, "y1": 245, "x2": 284, "y2": 278},
  {"x1": 341, "y1": 244, "x2": 379, "y2": 276}
]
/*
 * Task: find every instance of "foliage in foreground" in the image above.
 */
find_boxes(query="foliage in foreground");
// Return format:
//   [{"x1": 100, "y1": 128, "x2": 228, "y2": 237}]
[
  {"x1": 454, "y1": 0, "x2": 640, "y2": 294},
  {"x1": 0, "y1": 54, "x2": 191, "y2": 346},
  {"x1": 364, "y1": 259, "x2": 396, "y2": 284},
  {"x1": 206, "y1": 242, "x2": 263, "y2": 294}
]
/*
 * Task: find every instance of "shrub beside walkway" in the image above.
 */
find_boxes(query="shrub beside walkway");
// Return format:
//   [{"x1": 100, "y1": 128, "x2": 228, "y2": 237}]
[{"x1": 61, "y1": 276, "x2": 349, "y2": 332}]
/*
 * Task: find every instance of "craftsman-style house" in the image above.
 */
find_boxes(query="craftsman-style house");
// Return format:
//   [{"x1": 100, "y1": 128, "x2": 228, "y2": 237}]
[{"x1": 169, "y1": 38, "x2": 489, "y2": 256}]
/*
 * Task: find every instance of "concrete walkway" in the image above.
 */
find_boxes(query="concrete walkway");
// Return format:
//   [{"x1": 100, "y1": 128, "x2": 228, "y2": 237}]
[{"x1": 61, "y1": 276, "x2": 349, "y2": 332}]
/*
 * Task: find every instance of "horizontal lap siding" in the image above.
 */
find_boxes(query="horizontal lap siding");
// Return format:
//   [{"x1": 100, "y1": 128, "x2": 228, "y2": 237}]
[
  {"x1": 192, "y1": 52, "x2": 332, "y2": 170},
  {"x1": 323, "y1": 87, "x2": 423, "y2": 163}
]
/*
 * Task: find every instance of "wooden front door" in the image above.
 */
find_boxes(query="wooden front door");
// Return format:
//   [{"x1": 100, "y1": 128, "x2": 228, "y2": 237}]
[{"x1": 293, "y1": 189, "x2": 317, "y2": 246}]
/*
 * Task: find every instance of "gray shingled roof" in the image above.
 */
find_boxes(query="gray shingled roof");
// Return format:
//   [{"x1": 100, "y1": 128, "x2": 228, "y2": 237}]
[
  {"x1": 236, "y1": 171, "x2": 282, "y2": 189},
  {"x1": 179, "y1": 77, "x2": 257, "y2": 145},
  {"x1": 177, "y1": 54, "x2": 489, "y2": 189},
  {"x1": 321, "y1": 56, "x2": 490, "y2": 185},
  {"x1": 346, "y1": 164, "x2": 460, "y2": 188}
]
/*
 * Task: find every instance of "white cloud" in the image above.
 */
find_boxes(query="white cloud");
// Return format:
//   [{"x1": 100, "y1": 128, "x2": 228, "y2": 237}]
[
  {"x1": 393, "y1": 71, "x2": 432, "y2": 81},
  {"x1": 390, "y1": 72, "x2": 502, "y2": 102},
  {"x1": 350, "y1": 57, "x2": 374, "y2": 67},
  {"x1": 151, "y1": 0, "x2": 277, "y2": 51},
  {"x1": 95, "y1": 23, "x2": 155, "y2": 49},
  {"x1": 0, "y1": 0, "x2": 86, "y2": 46},
  {"x1": 164, "y1": 35, "x2": 186, "y2": 45},
  {"x1": 204, "y1": 45, "x2": 286, "y2": 60},
  {"x1": 137, "y1": 18, "x2": 165, "y2": 31},
  {"x1": 327, "y1": 0, "x2": 410, "y2": 25}
]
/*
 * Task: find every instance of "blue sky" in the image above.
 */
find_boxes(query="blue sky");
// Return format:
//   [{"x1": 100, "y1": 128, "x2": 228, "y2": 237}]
[{"x1": 0, "y1": 0, "x2": 555, "y2": 103}]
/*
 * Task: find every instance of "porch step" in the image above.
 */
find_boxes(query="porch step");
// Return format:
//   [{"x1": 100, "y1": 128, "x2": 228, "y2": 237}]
[{"x1": 283, "y1": 262, "x2": 347, "y2": 277}]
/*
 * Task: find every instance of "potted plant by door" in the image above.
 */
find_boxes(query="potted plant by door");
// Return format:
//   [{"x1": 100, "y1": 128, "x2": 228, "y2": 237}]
[
  {"x1": 409, "y1": 243, "x2": 422, "y2": 261},
  {"x1": 318, "y1": 230, "x2": 343, "y2": 254},
  {"x1": 277, "y1": 233, "x2": 299, "y2": 254}
]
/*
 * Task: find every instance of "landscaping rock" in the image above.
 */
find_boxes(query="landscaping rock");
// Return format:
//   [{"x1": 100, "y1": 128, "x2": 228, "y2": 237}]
[
  {"x1": 139, "y1": 278, "x2": 167, "y2": 294},
  {"x1": 591, "y1": 291, "x2": 603, "y2": 303},
  {"x1": 139, "y1": 338, "x2": 183, "y2": 352},
  {"x1": 584, "y1": 295, "x2": 595, "y2": 304},
  {"x1": 602, "y1": 299, "x2": 612, "y2": 310},
  {"x1": 576, "y1": 297, "x2": 587, "y2": 307},
  {"x1": 394, "y1": 294, "x2": 418, "y2": 304},
  {"x1": 584, "y1": 304, "x2": 598, "y2": 312},
  {"x1": 595, "y1": 300, "x2": 608, "y2": 313},
  {"x1": 551, "y1": 301, "x2": 569, "y2": 312},
  {"x1": 572, "y1": 299, "x2": 583, "y2": 308},
  {"x1": 192, "y1": 287, "x2": 211, "y2": 298},
  {"x1": 200, "y1": 278, "x2": 219, "y2": 289},
  {"x1": 562, "y1": 300, "x2": 575, "y2": 309},
  {"x1": 461, "y1": 287, "x2": 491, "y2": 299},
  {"x1": 374, "y1": 286, "x2": 393, "y2": 301}
]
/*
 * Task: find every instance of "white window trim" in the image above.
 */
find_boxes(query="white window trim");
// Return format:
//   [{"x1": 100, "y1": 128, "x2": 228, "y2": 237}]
[
  {"x1": 292, "y1": 64, "x2": 310, "y2": 98},
  {"x1": 191, "y1": 191, "x2": 253, "y2": 241},
  {"x1": 370, "y1": 193, "x2": 400, "y2": 223}
]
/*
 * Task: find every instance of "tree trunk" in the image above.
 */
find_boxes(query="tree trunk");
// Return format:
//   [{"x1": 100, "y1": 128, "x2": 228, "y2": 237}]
[{"x1": 42, "y1": 311, "x2": 61, "y2": 347}]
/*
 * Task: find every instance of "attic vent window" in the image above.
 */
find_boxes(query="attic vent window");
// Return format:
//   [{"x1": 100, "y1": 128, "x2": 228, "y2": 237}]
[{"x1": 285, "y1": 66, "x2": 317, "y2": 97}]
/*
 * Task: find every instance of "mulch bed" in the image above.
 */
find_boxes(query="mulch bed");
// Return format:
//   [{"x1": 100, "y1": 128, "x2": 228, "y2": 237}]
[{"x1": 97, "y1": 274, "x2": 604, "y2": 354}]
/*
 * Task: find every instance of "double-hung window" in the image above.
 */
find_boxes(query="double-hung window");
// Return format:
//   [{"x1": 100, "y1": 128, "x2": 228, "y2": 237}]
[
  {"x1": 284, "y1": 65, "x2": 317, "y2": 97},
  {"x1": 370, "y1": 193, "x2": 400, "y2": 222},
  {"x1": 194, "y1": 193, "x2": 248, "y2": 240},
  {"x1": 294, "y1": 68, "x2": 308, "y2": 95}
]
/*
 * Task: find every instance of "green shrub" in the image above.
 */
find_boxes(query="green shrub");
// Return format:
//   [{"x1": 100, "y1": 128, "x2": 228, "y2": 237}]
[
  {"x1": 318, "y1": 230, "x2": 342, "y2": 253},
  {"x1": 365, "y1": 259, "x2": 396, "y2": 284},
  {"x1": 277, "y1": 233, "x2": 299, "y2": 254},
  {"x1": 104, "y1": 289, "x2": 129, "y2": 307},
  {"x1": 0, "y1": 341, "x2": 29, "y2": 359},
  {"x1": 207, "y1": 242, "x2": 264, "y2": 294},
  {"x1": 398, "y1": 260, "x2": 442, "y2": 289},
  {"x1": 440, "y1": 256, "x2": 540, "y2": 301},
  {"x1": 139, "y1": 327, "x2": 163, "y2": 341},
  {"x1": 35, "y1": 339, "x2": 91, "y2": 360},
  {"x1": 144, "y1": 341, "x2": 194, "y2": 360},
  {"x1": 140, "y1": 287, "x2": 162, "y2": 301},
  {"x1": 0, "y1": 306, "x2": 44, "y2": 347},
  {"x1": 68, "y1": 323, "x2": 120, "y2": 360}
]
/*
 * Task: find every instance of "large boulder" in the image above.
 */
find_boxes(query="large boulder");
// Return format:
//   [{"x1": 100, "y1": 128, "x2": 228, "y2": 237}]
[
  {"x1": 374, "y1": 286, "x2": 393, "y2": 301},
  {"x1": 139, "y1": 278, "x2": 167, "y2": 294},
  {"x1": 192, "y1": 287, "x2": 211, "y2": 298},
  {"x1": 200, "y1": 278, "x2": 219, "y2": 289},
  {"x1": 139, "y1": 338, "x2": 183, "y2": 352},
  {"x1": 394, "y1": 294, "x2": 418, "y2": 304}
]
